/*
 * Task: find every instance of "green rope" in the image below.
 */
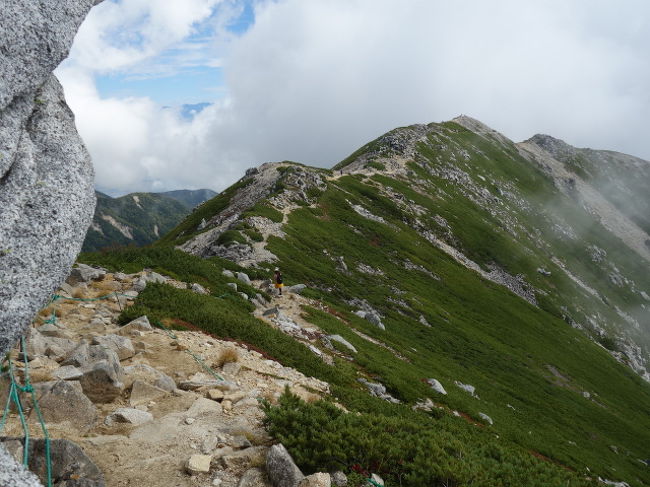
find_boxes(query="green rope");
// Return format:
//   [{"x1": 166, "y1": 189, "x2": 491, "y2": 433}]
[
  {"x1": 0, "y1": 340, "x2": 53, "y2": 486},
  {"x1": 21, "y1": 337, "x2": 52, "y2": 487}
]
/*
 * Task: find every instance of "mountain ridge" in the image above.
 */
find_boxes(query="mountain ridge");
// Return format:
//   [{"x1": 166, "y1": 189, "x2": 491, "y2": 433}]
[
  {"x1": 163, "y1": 116, "x2": 650, "y2": 382},
  {"x1": 83, "y1": 189, "x2": 216, "y2": 252},
  {"x1": 78, "y1": 115, "x2": 650, "y2": 486}
]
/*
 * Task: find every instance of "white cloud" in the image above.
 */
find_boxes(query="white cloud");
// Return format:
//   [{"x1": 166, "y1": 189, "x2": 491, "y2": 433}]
[{"x1": 59, "y1": 0, "x2": 650, "y2": 195}]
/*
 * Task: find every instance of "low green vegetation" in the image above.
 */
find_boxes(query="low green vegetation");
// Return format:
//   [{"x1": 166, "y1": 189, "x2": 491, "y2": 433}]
[
  {"x1": 263, "y1": 392, "x2": 597, "y2": 487},
  {"x1": 242, "y1": 202, "x2": 284, "y2": 223},
  {"x1": 80, "y1": 120, "x2": 650, "y2": 486}
]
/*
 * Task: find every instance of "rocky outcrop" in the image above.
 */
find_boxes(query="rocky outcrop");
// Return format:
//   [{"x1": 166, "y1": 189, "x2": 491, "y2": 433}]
[{"x1": 0, "y1": 2, "x2": 102, "y2": 484}]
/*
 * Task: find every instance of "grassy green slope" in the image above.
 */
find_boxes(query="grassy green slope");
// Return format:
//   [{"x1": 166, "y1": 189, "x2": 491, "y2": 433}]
[{"x1": 81, "y1": 120, "x2": 650, "y2": 486}]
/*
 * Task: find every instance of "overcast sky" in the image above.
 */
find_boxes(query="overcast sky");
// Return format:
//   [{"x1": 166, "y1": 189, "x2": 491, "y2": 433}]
[{"x1": 56, "y1": 0, "x2": 650, "y2": 196}]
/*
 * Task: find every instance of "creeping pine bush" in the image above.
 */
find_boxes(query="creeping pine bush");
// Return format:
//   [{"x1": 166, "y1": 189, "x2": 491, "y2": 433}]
[{"x1": 262, "y1": 391, "x2": 598, "y2": 487}]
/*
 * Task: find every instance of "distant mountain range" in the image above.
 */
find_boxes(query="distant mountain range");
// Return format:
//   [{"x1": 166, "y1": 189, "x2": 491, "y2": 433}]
[{"x1": 82, "y1": 189, "x2": 216, "y2": 252}]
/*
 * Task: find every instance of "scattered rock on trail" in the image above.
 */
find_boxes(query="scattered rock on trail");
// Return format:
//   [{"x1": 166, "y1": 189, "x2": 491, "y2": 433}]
[
  {"x1": 105, "y1": 408, "x2": 153, "y2": 426},
  {"x1": 35, "y1": 380, "x2": 97, "y2": 433},
  {"x1": 66, "y1": 264, "x2": 106, "y2": 285},
  {"x1": 123, "y1": 363, "x2": 176, "y2": 392},
  {"x1": 266, "y1": 443, "x2": 305, "y2": 487},
  {"x1": 52, "y1": 365, "x2": 83, "y2": 381},
  {"x1": 129, "y1": 379, "x2": 168, "y2": 406},
  {"x1": 78, "y1": 348, "x2": 125, "y2": 403},
  {"x1": 186, "y1": 454, "x2": 213, "y2": 475},
  {"x1": 118, "y1": 315, "x2": 152, "y2": 336},
  {"x1": 92, "y1": 334, "x2": 135, "y2": 360}
]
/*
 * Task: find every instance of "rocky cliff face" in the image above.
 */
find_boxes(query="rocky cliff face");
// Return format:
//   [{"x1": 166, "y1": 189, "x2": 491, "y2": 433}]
[{"x1": 0, "y1": 1, "x2": 101, "y2": 485}]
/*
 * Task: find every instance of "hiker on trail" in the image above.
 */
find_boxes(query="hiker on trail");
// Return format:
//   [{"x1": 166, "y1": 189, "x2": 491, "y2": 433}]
[{"x1": 273, "y1": 268, "x2": 283, "y2": 295}]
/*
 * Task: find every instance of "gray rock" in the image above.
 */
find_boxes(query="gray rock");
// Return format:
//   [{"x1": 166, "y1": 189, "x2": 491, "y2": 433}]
[
  {"x1": 105, "y1": 407, "x2": 153, "y2": 426},
  {"x1": 67, "y1": 264, "x2": 106, "y2": 285},
  {"x1": 358, "y1": 378, "x2": 400, "y2": 404},
  {"x1": 1, "y1": 438, "x2": 105, "y2": 487},
  {"x1": 58, "y1": 282, "x2": 74, "y2": 297},
  {"x1": 426, "y1": 378, "x2": 447, "y2": 395},
  {"x1": 52, "y1": 365, "x2": 83, "y2": 381},
  {"x1": 287, "y1": 284, "x2": 307, "y2": 294},
  {"x1": 418, "y1": 315, "x2": 431, "y2": 327},
  {"x1": 266, "y1": 444, "x2": 304, "y2": 487},
  {"x1": 326, "y1": 335, "x2": 357, "y2": 354},
  {"x1": 0, "y1": 0, "x2": 102, "y2": 484},
  {"x1": 222, "y1": 270, "x2": 235, "y2": 278},
  {"x1": 299, "y1": 473, "x2": 331, "y2": 487},
  {"x1": 131, "y1": 277, "x2": 147, "y2": 292},
  {"x1": 331, "y1": 471, "x2": 347, "y2": 486},
  {"x1": 123, "y1": 363, "x2": 176, "y2": 392},
  {"x1": 118, "y1": 315, "x2": 152, "y2": 336},
  {"x1": 63, "y1": 343, "x2": 118, "y2": 369},
  {"x1": 454, "y1": 381, "x2": 476, "y2": 397},
  {"x1": 222, "y1": 362, "x2": 242, "y2": 377},
  {"x1": 236, "y1": 272, "x2": 251, "y2": 285},
  {"x1": 365, "y1": 312, "x2": 385, "y2": 331},
  {"x1": 237, "y1": 468, "x2": 267, "y2": 487},
  {"x1": 478, "y1": 412, "x2": 493, "y2": 425},
  {"x1": 144, "y1": 271, "x2": 167, "y2": 284},
  {"x1": 186, "y1": 454, "x2": 212, "y2": 475},
  {"x1": 238, "y1": 292, "x2": 250, "y2": 300},
  {"x1": 35, "y1": 380, "x2": 96, "y2": 433},
  {"x1": 129, "y1": 380, "x2": 168, "y2": 406},
  {"x1": 227, "y1": 282, "x2": 238, "y2": 291},
  {"x1": 192, "y1": 282, "x2": 209, "y2": 295},
  {"x1": 92, "y1": 334, "x2": 135, "y2": 360},
  {"x1": 37, "y1": 322, "x2": 69, "y2": 338},
  {"x1": 26, "y1": 328, "x2": 76, "y2": 362},
  {"x1": 79, "y1": 348, "x2": 125, "y2": 402},
  {"x1": 263, "y1": 306, "x2": 280, "y2": 317},
  {"x1": 0, "y1": 446, "x2": 41, "y2": 487}
]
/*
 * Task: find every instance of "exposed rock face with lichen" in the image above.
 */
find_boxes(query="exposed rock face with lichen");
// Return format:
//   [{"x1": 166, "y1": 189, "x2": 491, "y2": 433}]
[{"x1": 0, "y1": 1, "x2": 101, "y2": 484}]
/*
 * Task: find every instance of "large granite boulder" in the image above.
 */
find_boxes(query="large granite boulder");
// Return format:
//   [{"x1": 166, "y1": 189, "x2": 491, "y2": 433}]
[
  {"x1": 1, "y1": 438, "x2": 105, "y2": 487},
  {"x1": 0, "y1": 2, "x2": 103, "y2": 484},
  {"x1": 0, "y1": 0, "x2": 100, "y2": 364}
]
